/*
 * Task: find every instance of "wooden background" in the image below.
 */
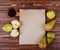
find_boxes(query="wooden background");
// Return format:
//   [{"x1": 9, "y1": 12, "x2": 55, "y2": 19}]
[{"x1": 0, "y1": 0, "x2": 60, "y2": 50}]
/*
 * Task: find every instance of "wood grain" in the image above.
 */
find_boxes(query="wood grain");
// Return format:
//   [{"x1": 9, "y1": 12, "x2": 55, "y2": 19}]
[{"x1": 0, "y1": 0, "x2": 60, "y2": 50}]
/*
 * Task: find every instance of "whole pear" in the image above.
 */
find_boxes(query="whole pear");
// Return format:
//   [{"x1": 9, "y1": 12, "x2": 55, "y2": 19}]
[{"x1": 45, "y1": 20, "x2": 56, "y2": 31}]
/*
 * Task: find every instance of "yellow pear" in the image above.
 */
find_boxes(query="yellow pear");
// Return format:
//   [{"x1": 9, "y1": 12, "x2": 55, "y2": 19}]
[
  {"x1": 44, "y1": 20, "x2": 56, "y2": 31},
  {"x1": 39, "y1": 36, "x2": 47, "y2": 49}
]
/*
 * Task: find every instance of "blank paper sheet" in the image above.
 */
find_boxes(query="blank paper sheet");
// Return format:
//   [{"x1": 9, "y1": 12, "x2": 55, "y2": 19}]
[{"x1": 19, "y1": 9, "x2": 45, "y2": 44}]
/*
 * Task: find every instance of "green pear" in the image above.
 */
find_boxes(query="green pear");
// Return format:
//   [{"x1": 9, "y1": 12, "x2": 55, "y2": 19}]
[
  {"x1": 45, "y1": 20, "x2": 56, "y2": 31},
  {"x1": 46, "y1": 10, "x2": 55, "y2": 19},
  {"x1": 2, "y1": 24, "x2": 13, "y2": 32},
  {"x1": 47, "y1": 32, "x2": 55, "y2": 44}
]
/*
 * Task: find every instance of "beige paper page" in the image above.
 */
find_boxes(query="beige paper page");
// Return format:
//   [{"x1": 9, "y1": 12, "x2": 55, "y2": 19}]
[{"x1": 19, "y1": 9, "x2": 45, "y2": 44}]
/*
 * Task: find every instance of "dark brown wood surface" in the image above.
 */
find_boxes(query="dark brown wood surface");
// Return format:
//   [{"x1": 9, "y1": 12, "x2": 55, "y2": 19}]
[{"x1": 0, "y1": 0, "x2": 60, "y2": 50}]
